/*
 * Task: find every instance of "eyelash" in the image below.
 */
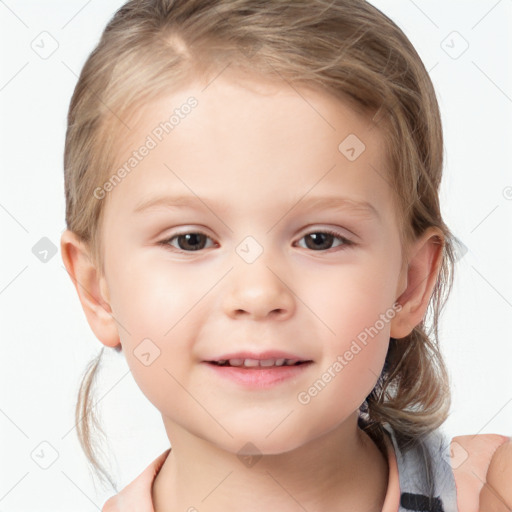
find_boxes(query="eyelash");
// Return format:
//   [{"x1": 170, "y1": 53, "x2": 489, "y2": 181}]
[{"x1": 158, "y1": 228, "x2": 356, "y2": 253}]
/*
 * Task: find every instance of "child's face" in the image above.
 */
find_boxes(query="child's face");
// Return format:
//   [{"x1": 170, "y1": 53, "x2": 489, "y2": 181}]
[{"x1": 97, "y1": 69, "x2": 408, "y2": 453}]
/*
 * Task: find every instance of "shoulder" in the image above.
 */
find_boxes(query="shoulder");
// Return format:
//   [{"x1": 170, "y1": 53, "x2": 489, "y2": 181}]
[
  {"x1": 102, "y1": 497, "x2": 119, "y2": 512},
  {"x1": 449, "y1": 433, "x2": 511, "y2": 511},
  {"x1": 480, "y1": 436, "x2": 512, "y2": 511},
  {"x1": 101, "y1": 448, "x2": 171, "y2": 512}
]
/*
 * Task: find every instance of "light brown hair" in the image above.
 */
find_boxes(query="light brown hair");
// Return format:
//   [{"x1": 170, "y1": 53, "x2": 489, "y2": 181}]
[{"x1": 64, "y1": 0, "x2": 459, "y2": 493}]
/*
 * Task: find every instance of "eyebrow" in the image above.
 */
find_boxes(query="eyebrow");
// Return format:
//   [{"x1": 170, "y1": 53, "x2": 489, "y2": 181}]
[{"x1": 133, "y1": 194, "x2": 380, "y2": 220}]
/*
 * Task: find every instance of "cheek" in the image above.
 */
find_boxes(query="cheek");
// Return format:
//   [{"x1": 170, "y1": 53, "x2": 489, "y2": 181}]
[
  {"x1": 298, "y1": 254, "x2": 398, "y2": 399},
  {"x1": 303, "y1": 254, "x2": 399, "y2": 340},
  {"x1": 109, "y1": 255, "x2": 203, "y2": 336},
  {"x1": 106, "y1": 257, "x2": 198, "y2": 380}
]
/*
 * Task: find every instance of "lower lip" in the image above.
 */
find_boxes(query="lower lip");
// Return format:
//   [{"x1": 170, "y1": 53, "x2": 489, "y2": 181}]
[{"x1": 203, "y1": 362, "x2": 313, "y2": 389}]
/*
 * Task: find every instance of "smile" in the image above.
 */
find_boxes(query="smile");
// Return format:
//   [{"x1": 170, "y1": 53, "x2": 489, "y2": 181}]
[
  {"x1": 204, "y1": 359, "x2": 313, "y2": 388},
  {"x1": 208, "y1": 358, "x2": 308, "y2": 368}
]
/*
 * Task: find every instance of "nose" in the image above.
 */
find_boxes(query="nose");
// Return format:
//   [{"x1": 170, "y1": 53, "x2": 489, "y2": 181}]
[{"x1": 222, "y1": 252, "x2": 295, "y2": 321}]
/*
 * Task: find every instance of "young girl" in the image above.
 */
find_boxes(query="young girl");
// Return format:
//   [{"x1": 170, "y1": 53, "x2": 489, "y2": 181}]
[{"x1": 60, "y1": 0, "x2": 511, "y2": 510}]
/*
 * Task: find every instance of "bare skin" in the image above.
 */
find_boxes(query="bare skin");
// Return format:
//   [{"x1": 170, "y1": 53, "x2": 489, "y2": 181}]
[
  {"x1": 151, "y1": 411, "x2": 390, "y2": 511},
  {"x1": 61, "y1": 67, "x2": 443, "y2": 511}
]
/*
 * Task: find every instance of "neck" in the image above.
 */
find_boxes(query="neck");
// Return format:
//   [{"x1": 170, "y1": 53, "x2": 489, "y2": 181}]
[{"x1": 152, "y1": 414, "x2": 389, "y2": 512}]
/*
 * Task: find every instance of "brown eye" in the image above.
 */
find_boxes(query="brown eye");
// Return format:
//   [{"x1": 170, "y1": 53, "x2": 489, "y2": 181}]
[
  {"x1": 158, "y1": 228, "x2": 354, "y2": 254},
  {"x1": 161, "y1": 232, "x2": 215, "y2": 252},
  {"x1": 296, "y1": 230, "x2": 354, "y2": 251}
]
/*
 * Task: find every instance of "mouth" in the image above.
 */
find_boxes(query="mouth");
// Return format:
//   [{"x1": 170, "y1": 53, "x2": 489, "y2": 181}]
[
  {"x1": 204, "y1": 356, "x2": 313, "y2": 388},
  {"x1": 207, "y1": 358, "x2": 312, "y2": 368}
]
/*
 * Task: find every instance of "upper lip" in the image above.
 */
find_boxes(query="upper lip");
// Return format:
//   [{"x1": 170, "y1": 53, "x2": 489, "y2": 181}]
[{"x1": 205, "y1": 350, "x2": 312, "y2": 362}]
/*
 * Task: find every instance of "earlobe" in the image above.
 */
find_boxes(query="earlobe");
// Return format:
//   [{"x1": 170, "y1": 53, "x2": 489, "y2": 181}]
[
  {"x1": 390, "y1": 227, "x2": 444, "y2": 339},
  {"x1": 60, "y1": 229, "x2": 120, "y2": 348}
]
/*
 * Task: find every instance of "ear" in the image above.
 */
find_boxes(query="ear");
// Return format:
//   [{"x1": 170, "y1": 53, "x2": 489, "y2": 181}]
[
  {"x1": 390, "y1": 227, "x2": 444, "y2": 339},
  {"x1": 60, "y1": 229, "x2": 121, "y2": 349}
]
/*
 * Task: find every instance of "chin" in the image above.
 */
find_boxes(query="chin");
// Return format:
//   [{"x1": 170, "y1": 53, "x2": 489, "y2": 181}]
[{"x1": 211, "y1": 424, "x2": 316, "y2": 458}]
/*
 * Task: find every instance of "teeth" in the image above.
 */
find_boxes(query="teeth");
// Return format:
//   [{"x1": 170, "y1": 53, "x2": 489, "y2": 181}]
[{"x1": 216, "y1": 358, "x2": 303, "y2": 367}]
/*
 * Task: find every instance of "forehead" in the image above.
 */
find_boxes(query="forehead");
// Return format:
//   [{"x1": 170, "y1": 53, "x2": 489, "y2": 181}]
[{"x1": 105, "y1": 69, "x2": 393, "y2": 221}]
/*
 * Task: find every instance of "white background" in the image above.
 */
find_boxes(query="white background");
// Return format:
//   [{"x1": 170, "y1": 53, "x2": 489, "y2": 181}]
[{"x1": 1, "y1": 0, "x2": 511, "y2": 510}]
